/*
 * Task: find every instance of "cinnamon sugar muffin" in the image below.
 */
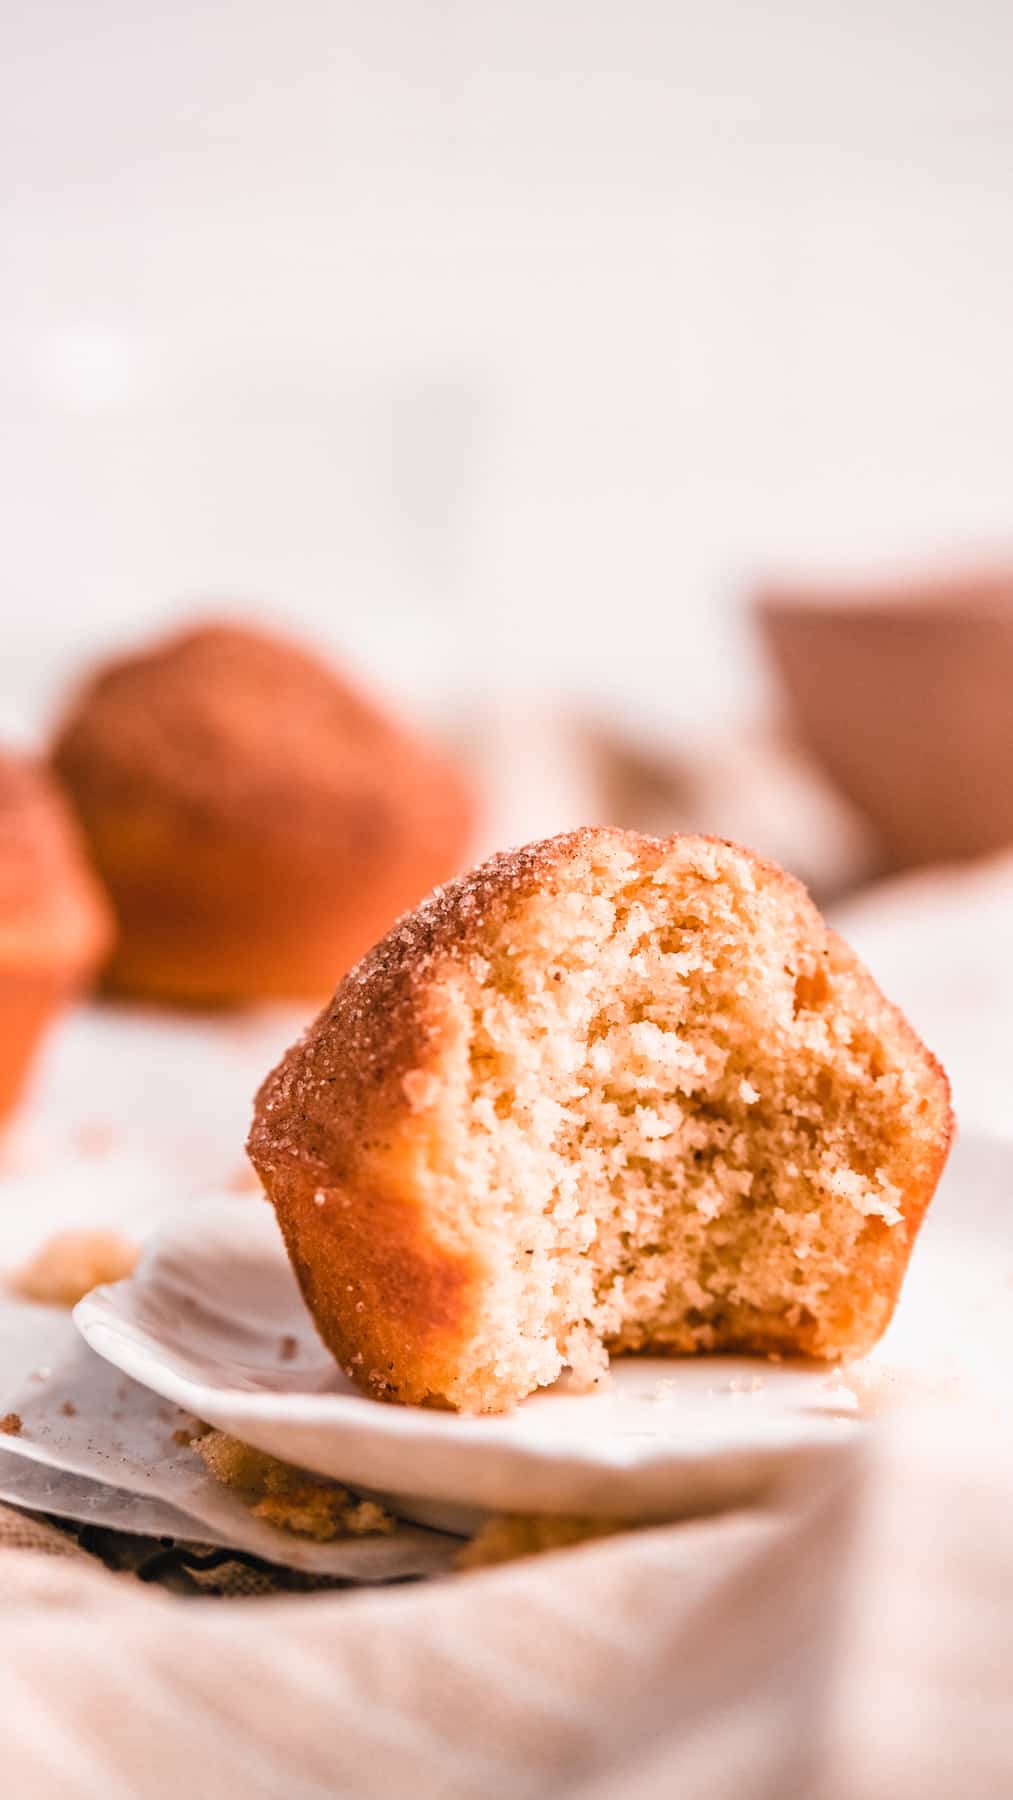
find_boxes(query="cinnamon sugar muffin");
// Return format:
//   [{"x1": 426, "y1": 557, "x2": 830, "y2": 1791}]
[
  {"x1": 51, "y1": 621, "x2": 473, "y2": 1005},
  {"x1": 248, "y1": 829, "x2": 953, "y2": 1413},
  {"x1": 0, "y1": 754, "x2": 113, "y2": 1128}
]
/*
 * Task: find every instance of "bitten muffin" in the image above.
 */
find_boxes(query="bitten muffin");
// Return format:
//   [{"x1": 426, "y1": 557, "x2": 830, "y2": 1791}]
[
  {"x1": 51, "y1": 620, "x2": 474, "y2": 1005},
  {"x1": 248, "y1": 829, "x2": 953, "y2": 1413},
  {"x1": 0, "y1": 754, "x2": 113, "y2": 1128}
]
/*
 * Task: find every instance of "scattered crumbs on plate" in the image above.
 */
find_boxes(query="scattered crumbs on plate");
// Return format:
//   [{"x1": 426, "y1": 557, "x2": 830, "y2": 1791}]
[
  {"x1": 279, "y1": 1334, "x2": 298, "y2": 1362},
  {"x1": 829, "y1": 1359, "x2": 965, "y2": 1418},
  {"x1": 819, "y1": 1371, "x2": 861, "y2": 1411},
  {"x1": 1, "y1": 1412, "x2": 23, "y2": 1436},
  {"x1": 458, "y1": 1513, "x2": 626, "y2": 1571},
  {"x1": 192, "y1": 1430, "x2": 396, "y2": 1542},
  {"x1": 172, "y1": 1413, "x2": 209, "y2": 1448},
  {"x1": 705, "y1": 1375, "x2": 767, "y2": 1399},
  {"x1": 60, "y1": 1400, "x2": 78, "y2": 1417}
]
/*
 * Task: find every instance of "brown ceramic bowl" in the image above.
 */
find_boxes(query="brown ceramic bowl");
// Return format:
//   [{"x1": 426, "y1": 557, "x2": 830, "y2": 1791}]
[{"x1": 757, "y1": 569, "x2": 1013, "y2": 871}]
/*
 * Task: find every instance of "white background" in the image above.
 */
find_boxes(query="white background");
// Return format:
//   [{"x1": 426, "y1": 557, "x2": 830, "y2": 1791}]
[{"x1": 2, "y1": 0, "x2": 1012, "y2": 743}]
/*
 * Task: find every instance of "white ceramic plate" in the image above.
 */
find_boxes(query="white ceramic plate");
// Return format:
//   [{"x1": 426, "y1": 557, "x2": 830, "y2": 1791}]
[{"x1": 76, "y1": 1132, "x2": 1013, "y2": 1530}]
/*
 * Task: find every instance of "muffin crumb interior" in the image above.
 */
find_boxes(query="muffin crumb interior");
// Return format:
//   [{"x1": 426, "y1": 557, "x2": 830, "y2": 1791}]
[{"x1": 396, "y1": 838, "x2": 943, "y2": 1409}]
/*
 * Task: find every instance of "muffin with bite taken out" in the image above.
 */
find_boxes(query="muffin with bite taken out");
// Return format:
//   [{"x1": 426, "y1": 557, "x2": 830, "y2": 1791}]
[{"x1": 248, "y1": 828, "x2": 952, "y2": 1413}]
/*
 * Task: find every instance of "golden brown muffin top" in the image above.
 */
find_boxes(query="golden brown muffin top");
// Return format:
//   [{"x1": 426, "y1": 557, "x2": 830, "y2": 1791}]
[
  {"x1": 249, "y1": 826, "x2": 951, "y2": 1184},
  {"x1": 250, "y1": 830, "x2": 800, "y2": 1176},
  {"x1": 51, "y1": 620, "x2": 470, "y2": 847},
  {"x1": 0, "y1": 753, "x2": 113, "y2": 974}
]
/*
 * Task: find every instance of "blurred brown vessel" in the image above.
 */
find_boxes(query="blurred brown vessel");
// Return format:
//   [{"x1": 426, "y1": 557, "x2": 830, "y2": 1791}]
[{"x1": 758, "y1": 568, "x2": 1013, "y2": 871}]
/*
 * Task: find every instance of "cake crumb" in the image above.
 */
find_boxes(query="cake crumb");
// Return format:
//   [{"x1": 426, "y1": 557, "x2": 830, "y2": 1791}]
[
  {"x1": 402, "y1": 1068, "x2": 440, "y2": 1112},
  {"x1": 279, "y1": 1334, "x2": 298, "y2": 1361},
  {"x1": 8, "y1": 1230, "x2": 139, "y2": 1307},
  {"x1": 60, "y1": 1400, "x2": 77, "y2": 1417},
  {"x1": 457, "y1": 1513, "x2": 624, "y2": 1570},
  {"x1": 1, "y1": 1412, "x2": 23, "y2": 1436},
  {"x1": 192, "y1": 1430, "x2": 395, "y2": 1542},
  {"x1": 225, "y1": 1163, "x2": 262, "y2": 1193},
  {"x1": 173, "y1": 1413, "x2": 209, "y2": 1445},
  {"x1": 73, "y1": 1122, "x2": 118, "y2": 1159}
]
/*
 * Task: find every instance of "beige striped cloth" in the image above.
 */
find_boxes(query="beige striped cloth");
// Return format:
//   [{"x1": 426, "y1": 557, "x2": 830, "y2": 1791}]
[{"x1": 2, "y1": 1406, "x2": 1011, "y2": 1798}]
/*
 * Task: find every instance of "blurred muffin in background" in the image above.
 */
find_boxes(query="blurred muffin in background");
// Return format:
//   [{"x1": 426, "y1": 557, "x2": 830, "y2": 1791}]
[
  {"x1": 51, "y1": 620, "x2": 474, "y2": 1006},
  {"x1": 758, "y1": 568, "x2": 1013, "y2": 871},
  {"x1": 0, "y1": 754, "x2": 113, "y2": 1127}
]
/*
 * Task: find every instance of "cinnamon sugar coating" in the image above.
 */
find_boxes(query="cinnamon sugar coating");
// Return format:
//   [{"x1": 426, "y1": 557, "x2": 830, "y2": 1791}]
[{"x1": 51, "y1": 620, "x2": 474, "y2": 1005}]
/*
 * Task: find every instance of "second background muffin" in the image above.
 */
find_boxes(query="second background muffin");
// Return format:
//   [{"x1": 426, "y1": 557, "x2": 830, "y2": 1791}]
[{"x1": 51, "y1": 619, "x2": 475, "y2": 1007}]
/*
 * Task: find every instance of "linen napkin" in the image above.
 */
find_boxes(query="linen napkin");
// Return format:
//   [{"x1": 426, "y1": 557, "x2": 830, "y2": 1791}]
[{"x1": 2, "y1": 1405, "x2": 1010, "y2": 1799}]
